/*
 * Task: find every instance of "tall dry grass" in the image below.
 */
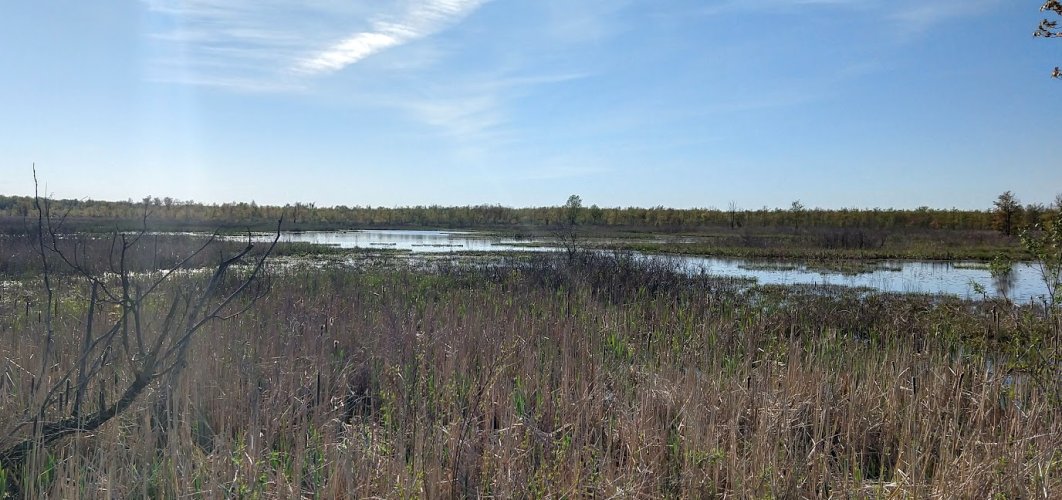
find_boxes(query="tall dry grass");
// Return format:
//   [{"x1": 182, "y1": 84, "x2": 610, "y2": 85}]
[{"x1": 1, "y1": 250, "x2": 1060, "y2": 497}]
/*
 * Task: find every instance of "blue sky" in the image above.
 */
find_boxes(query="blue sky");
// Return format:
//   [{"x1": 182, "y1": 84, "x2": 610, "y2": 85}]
[{"x1": 1, "y1": 0, "x2": 1060, "y2": 210}]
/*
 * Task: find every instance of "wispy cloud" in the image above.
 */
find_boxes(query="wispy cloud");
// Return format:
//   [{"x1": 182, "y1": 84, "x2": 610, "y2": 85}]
[
  {"x1": 365, "y1": 71, "x2": 589, "y2": 144},
  {"x1": 886, "y1": 0, "x2": 1001, "y2": 37},
  {"x1": 695, "y1": 0, "x2": 999, "y2": 35},
  {"x1": 295, "y1": 0, "x2": 489, "y2": 76},
  {"x1": 401, "y1": 95, "x2": 505, "y2": 141},
  {"x1": 142, "y1": 0, "x2": 490, "y2": 90},
  {"x1": 694, "y1": 0, "x2": 871, "y2": 16}
]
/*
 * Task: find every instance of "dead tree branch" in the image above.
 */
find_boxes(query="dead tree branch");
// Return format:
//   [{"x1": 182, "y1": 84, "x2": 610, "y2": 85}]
[{"x1": 0, "y1": 178, "x2": 282, "y2": 491}]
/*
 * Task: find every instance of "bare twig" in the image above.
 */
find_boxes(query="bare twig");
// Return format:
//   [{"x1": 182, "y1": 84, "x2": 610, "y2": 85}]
[{"x1": 0, "y1": 180, "x2": 282, "y2": 486}]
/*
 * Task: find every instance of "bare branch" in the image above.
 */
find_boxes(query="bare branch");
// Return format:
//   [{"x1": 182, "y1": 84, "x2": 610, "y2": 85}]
[
  {"x1": 1039, "y1": 2, "x2": 1062, "y2": 76},
  {"x1": 31, "y1": 166, "x2": 56, "y2": 402},
  {"x1": 0, "y1": 186, "x2": 281, "y2": 480}
]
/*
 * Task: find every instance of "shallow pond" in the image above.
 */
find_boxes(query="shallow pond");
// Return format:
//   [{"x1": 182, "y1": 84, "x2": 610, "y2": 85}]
[
  {"x1": 248, "y1": 230, "x2": 1055, "y2": 303},
  {"x1": 680, "y1": 257, "x2": 1050, "y2": 304}
]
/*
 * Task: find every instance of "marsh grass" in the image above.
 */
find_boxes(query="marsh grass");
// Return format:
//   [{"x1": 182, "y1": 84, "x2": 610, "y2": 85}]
[
  {"x1": 0, "y1": 232, "x2": 357, "y2": 279},
  {"x1": 617, "y1": 227, "x2": 1022, "y2": 262},
  {"x1": 1, "y1": 248, "x2": 1060, "y2": 497}
]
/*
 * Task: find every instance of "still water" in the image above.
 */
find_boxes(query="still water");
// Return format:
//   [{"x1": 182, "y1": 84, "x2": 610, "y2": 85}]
[
  {"x1": 269, "y1": 229, "x2": 550, "y2": 252},
  {"x1": 681, "y1": 257, "x2": 1050, "y2": 304},
  {"x1": 259, "y1": 230, "x2": 1054, "y2": 303}
]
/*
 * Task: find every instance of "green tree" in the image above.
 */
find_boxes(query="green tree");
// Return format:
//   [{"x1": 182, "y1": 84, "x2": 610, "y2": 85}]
[
  {"x1": 993, "y1": 191, "x2": 1023, "y2": 237},
  {"x1": 789, "y1": 200, "x2": 805, "y2": 230},
  {"x1": 558, "y1": 195, "x2": 584, "y2": 260},
  {"x1": 1021, "y1": 209, "x2": 1062, "y2": 307},
  {"x1": 588, "y1": 204, "x2": 603, "y2": 224},
  {"x1": 1026, "y1": 203, "x2": 1047, "y2": 228},
  {"x1": 564, "y1": 194, "x2": 583, "y2": 226}
]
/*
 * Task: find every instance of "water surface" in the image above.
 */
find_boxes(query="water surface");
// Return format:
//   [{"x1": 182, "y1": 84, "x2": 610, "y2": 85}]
[
  {"x1": 680, "y1": 257, "x2": 1051, "y2": 304},
  {"x1": 266, "y1": 229, "x2": 551, "y2": 253},
  {"x1": 252, "y1": 230, "x2": 1056, "y2": 303}
]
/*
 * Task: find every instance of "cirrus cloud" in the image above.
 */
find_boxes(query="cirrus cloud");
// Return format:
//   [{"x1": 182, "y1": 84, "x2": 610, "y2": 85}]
[
  {"x1": 296, "y1": 0, "x2": 490, "y2": 75},
  {"x1": 142, "y1": 0, "x2": 491, "y2": 90}
]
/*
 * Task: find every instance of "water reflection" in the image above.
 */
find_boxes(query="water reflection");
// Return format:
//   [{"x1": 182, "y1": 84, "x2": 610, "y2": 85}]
[
  {"x1": 680, "y1": 256, "x2": 1048, "y2": 304},
  {"x1": 991, "y1": 268, "x2": 1017, "y2": 300},
  {"x1": 265, "y1": 229, "x2": 551, "y2": 253},
  {"x1": 249, "y1": 230, "x2": 1052, "y2": 303}
]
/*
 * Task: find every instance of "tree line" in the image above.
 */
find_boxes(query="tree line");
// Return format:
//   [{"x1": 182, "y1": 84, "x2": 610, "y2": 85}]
[
  {"x1": 993, "y1": 191, "x2": 1062, "y2": 237},
  {"x1": 4, "y1": 193, "x2": 1060, "y2": 232}
]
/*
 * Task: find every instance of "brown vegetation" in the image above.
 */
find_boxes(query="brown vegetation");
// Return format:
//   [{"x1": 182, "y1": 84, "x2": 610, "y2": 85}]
[{"x1": 1, "y1": 246, "x2": 1059, "y2": 497}]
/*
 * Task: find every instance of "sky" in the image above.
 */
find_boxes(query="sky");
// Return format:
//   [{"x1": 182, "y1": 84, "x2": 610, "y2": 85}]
[{"x1": 1, "y1": 0, "x2": 1060, "y2": 210}]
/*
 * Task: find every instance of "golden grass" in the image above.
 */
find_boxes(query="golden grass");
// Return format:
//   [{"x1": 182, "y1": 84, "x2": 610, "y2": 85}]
[{"x1": 1, "y1": 254, "x2": 1060, "y2": 498}]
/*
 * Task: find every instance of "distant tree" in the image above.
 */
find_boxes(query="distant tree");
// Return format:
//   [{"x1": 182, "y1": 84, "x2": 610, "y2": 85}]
[
  {"x1": 588, "y1": 204, "x2": 603, "y2": 224},
  {"x1": 790, "y1": 200, "x2": 805, "y2": 230},
  {"x1": 1026, "y1": 203, "x2": 1048, "y2": 228},
  {"x1": 728, "y1": 201, "x2": 741, "y2": 229},
  {"x1": 1054, "y1": 192, "x2": 1062, "y2": 211},
  {"x1": 1036, "y1": 1, "x2": 1062, "y2": 78},
  {"x1": 558, "y1": 195, "x2": 583, "y2": 260},
  {"x1": 564, "y1": 194, "x2": 583, "y2": 226},
  {"x1": 993, "y1": 191, "x2": 1024, "y2": 236}
]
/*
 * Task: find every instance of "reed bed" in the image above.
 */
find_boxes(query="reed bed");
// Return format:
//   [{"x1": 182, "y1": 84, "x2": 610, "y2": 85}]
[{"x1": 1, "y1": 250, "x2": 1060, "y2": 498}]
